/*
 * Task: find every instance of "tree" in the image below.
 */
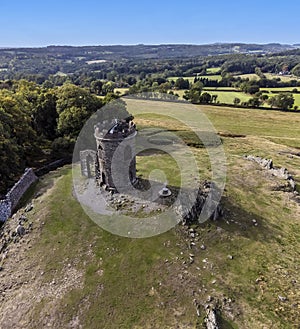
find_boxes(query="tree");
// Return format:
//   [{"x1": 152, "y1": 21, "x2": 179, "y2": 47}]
[
  {"x1": 199, "y1": 92, "x2": 212, "y2": 104},
  {"x1": 259, "y1": 94, "x2": 269, "y2": 105},
  {"x1": 255, "y1": 67, "x2": 265, "y2": 79},
  {"x1": 183, "y1": 89, "x2": 201, "y2": 103},
  {"x1": 56, "y1": 84, "x2": 102, "y2": 138},
  {"x1": 191, "y1": 81, "x2": 204, "y2": 92},
  {"x1": 90, "y1": 80, "x2": 103, "y2": 95},
  {"x1": 33, "y1": 89, "x2": 58, "y2": 140},
  {"x1": 291, "y1": 64, "x2": 300, "y2": 77},
  {"x1": 267, "y1": 96, "x2": 277, "y2": 108},
  {"x1": 159, "y1": 82, "x2": 171, "y2": 93},
  {"x1": 247, "y1": 97, "x2": 262, "y2": 108},
  {"x1": 247, "y1": 85, "x2": 260, "y2": 95},
  {"x1": 233, "y1": 97, "x2": 241, "y2": 105},
  {"x1": 239, "y1": 81, "x2": 260, "y2": 94},
  {"x1": 175, "y1": 78, "x2": 189, "y2": 90},
  {"x1": 102, "y1": 81, "x2": 115, "y2": 95},
  {"x1": 267, "y1": 93, "x2": 294, "y2": 110},
  {"x1": 0, "y1": 90, "x2": 39, "y2": 193},
  {"x1": 211, "y1": 94, "x2": 218, "y2": 103}
]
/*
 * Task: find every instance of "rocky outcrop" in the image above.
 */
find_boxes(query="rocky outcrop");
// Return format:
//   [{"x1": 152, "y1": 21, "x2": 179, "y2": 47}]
[
  {"x1": 175, "y1": 181, "x2": 223, "y2": 225},
  {"x1": 244, "y1": 155, "x2": 297, "y2": 192},
  {"x1": 205, "y1": 306, "x2": 219, "y2": 329}
]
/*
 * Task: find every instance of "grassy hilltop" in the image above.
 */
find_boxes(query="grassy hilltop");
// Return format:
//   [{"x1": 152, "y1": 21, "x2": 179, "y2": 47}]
[{"x1": 0, "y1": 102, "x2": 299, "y2": 328}]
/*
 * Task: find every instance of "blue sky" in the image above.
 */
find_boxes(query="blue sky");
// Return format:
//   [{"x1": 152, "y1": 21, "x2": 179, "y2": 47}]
[{"x1": 1, "y1": 0, "x2": 300, "y2": 47}]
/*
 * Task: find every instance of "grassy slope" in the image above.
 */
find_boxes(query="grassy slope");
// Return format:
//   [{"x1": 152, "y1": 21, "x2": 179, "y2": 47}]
[
  {"x1": 24, "y1": 168, "x2": 199, "y2": 329},
  {"x1": 3, "y1": 103, "x2": 300, "y2": 328}
]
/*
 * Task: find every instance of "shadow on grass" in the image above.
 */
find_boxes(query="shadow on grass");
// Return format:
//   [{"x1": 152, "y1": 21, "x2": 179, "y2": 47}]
[{"x1": 216, "y1": 196, "x2": 280, "y2": 243}]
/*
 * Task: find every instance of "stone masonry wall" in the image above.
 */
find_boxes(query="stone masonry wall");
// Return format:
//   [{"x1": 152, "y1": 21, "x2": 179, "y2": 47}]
[
  {"x1": 0, "y1": 168, "x2": 38, "y2": 223},
  {"x1": 0, "y1": 199, "x2": 11, "y2": 224}
]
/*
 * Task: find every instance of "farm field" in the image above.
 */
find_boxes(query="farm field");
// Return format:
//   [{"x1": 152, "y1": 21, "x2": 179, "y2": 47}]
[
  {"x1": 206, "y1": 67, "x2": 221, "y2": 74},
  {"x1": 264, "y1": 73, "x2": 300, "y2": 82},
  {"x1": 208, "y1": 91, "x2": 251, "y2": 104},
  {"x1": 197, "y1": 74, "x2": 222, "y2": 81},
  {"x1": 169, "y1": 87, "x2": 300, "y2": 107},
  {"x1": 293, "y1": 93, "x2": 300, "y2": 106},
  {"x1": 234, "y1": 73, "x2": 300, "y2": 82},
  {"x1": 114, "y1": 87, "x2": 129, "y2": 95},
  {"x1": 203, "y1": 87, "x2": 237, "y2": 91},
  {"x1": 261, "y1": 87, "x2": 299, "y2": 92},
  {"x1": 115, "y1": 86, "x2": 300, "y2": 107},
  {"x1": 168, "y1": 76, "x2": 195, "y2": 83},
  {"x1": 168, "y1": 74, "x2": 222, "y2": 83},
  {"x1": 234, "y1": 73, "x2": 259, "y2": 80}
]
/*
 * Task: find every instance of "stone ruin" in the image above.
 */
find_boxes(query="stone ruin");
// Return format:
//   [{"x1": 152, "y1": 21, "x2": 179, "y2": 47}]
[
  {"x1": 80, "y1": 149, "x2": 97, "y2": 178},
  {"x1": 244, "y1": 155, "x2": 297, "y2": 192},
  {"x1": 94, "y1": 115, "x2": 137, "y2": 191},
  {"x1": 79, "y1": 115, "x2": 223, "y2": 225},
  {"x1": 175, "y1": 181, "x2": 223, "y2": 225}
]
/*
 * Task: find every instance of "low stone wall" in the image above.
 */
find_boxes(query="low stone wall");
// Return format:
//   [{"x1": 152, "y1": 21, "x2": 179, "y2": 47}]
[
  {"x1": 0, "y1": 199, "x2": 11, "y2": 224},
  {"x1": 244, "y1": 155, "x2": 297, "y2": 191},
  {"x1": 35, "y1": 157, "x2": 71, "y2": 177},
  {"x1": 0, "y1": 168, "x2": 38, "y2": 223}
]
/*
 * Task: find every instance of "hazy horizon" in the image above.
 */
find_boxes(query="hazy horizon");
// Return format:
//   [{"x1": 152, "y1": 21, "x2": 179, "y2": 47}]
[
  {"x1": 0, "y1": 42, "x2": 299, "y2": 50},
  {"x1": 2, "y1": 0, "x2": 300, "y2": 48}
]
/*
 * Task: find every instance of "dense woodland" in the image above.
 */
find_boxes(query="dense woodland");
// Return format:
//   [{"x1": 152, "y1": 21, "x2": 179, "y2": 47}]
[{"x1": 1, "y1": 44, "x2": 300, "y2": 195}]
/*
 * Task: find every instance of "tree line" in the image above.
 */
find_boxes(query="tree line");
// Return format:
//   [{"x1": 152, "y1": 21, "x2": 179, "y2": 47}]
[{"x1": 0, "y1": 80, "x2": 126, "y2": 195}]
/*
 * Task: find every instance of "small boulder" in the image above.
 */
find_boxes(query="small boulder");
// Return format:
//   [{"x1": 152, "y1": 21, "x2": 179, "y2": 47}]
[
  {"x1": 16, "y1": 224, "x2": 25, "y2": 236},
  {"x1": 278, "y1": 295, "x2": 288, "y2": 302},
  {"x1": 25, "y1": 204, "x2": 33, "y2": 212}
]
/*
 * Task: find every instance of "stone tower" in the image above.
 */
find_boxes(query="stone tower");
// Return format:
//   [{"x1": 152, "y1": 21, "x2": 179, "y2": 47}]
[{"x1": 94, "y1": 116, "x2": 137, "y2": 192}]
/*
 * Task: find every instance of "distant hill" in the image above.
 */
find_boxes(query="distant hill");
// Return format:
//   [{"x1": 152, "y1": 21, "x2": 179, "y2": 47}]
[
  {"x1": 0, "y1": 43, "x2": 298, "y2": 60},
  {"x1": 0, "y1": 43, "x2": 299, "y2": 81}
]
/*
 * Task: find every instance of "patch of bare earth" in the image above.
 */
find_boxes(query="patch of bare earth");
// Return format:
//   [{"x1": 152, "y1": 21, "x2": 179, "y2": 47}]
[{"x1": 0, "y1": 177, "x2": 84, "y2": 329}]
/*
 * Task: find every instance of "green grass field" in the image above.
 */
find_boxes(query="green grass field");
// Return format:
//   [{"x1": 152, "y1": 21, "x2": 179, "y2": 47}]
[
  {"x1": 293, "y1": 93, "x2": 300, "y2": 107},
  {"x1": 197, "y1": 74, "x2": 222, "y2": 81},
  {"x1": 210, "y1": 91, "x2": 251, "y2": 104},
  {"x1": 171, "y1": 87, "x2": 300, "y2": 107},
  {"x1": 168, "y1": 75, "x2": 222, "y2": 83},
  {"x1": 264, "y1": 73, "x2": 300, "y2": 82},
  {"x1": 261, "y1": 90, "x2": 300, "y2": 107},
  {"x1": 261, "y1": 87, "x2": 299, "y2": 92},
  {"x1": 206, "y1": 67, "x2": 221, "y2": 74},
  {"x1": 168, "y1": 76, "x2": 195, "y2": 83},
  {"x1": 114, "y1": 87, "x2": 129, "y2": 95},
  {"x1": 203, "y1": 87, "x2": 237, "y2": 91},
  {"x1": 234, "y1": 73, "x2": 300, "y2": 82},
  {"x1": 234, "y1": 73, "x2": 259, "y2": 80},
  {"x1": 171, "y1": 89, "x2": 251, "y2": 104}
]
